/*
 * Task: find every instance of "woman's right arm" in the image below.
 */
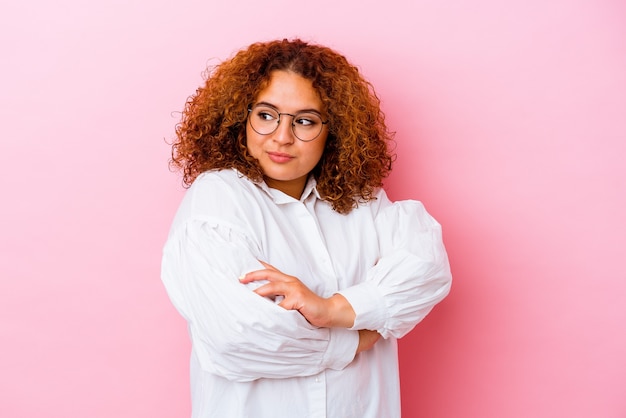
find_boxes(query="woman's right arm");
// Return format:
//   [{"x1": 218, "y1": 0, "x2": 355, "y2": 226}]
[{"x1": 161, "y1": 218, "x2": 359, "y2": 382}]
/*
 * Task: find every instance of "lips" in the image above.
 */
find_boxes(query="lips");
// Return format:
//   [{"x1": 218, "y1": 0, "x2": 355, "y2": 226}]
[{"x1": 267, "y1": 151, "x2": 294, "y2": 163}]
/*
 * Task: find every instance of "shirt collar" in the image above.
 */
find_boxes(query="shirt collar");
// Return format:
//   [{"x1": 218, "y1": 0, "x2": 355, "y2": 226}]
[
  {"x1": 254, "y1": 175, "x2": 321, "y2": 204},
  {"x1": 301, "y1": 176, "x2": 321, "y2": 201}
]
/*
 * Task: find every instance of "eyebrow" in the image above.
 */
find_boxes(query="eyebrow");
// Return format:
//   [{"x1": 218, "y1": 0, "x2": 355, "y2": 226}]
[{"x1": 254, "y1": 101, "x2": 324, "y2": 116}]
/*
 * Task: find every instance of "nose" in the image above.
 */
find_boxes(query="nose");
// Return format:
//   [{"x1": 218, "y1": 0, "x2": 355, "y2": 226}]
[{"x1": 272, "y1": 114, "x2": 296, "y2": 144}]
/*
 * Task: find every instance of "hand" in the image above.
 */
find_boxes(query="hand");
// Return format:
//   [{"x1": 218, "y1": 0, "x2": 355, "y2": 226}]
[
  {"x1": 239, "y1": 261, "x2": 356, "y2": 328},
  {"x1": 356, "y1": 330, "x2": 381, "y2": 354}
]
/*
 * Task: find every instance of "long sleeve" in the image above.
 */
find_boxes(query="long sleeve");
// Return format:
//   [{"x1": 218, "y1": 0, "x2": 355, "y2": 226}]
[
  {"x1": 161, "y1": 217, "x2": 358, "y2": 382},
  {"x1": 337, "y1": 194, "x2": 452, "y2": 339}
]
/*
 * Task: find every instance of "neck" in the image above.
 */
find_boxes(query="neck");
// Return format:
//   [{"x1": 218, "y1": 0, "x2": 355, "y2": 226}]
[{"x1": 264, "y1": 176, "x2": 307, "y2": 200}]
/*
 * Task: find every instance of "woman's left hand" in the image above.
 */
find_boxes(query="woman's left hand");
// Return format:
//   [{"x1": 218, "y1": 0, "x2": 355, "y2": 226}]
[{"x1": 239, "y1": 261, "x2": 356, "y2": 329}]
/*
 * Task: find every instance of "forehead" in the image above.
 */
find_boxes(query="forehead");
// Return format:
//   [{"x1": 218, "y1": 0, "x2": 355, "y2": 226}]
[{"x1": 255, "y1": 70, "x2": 324, "y2": 111}]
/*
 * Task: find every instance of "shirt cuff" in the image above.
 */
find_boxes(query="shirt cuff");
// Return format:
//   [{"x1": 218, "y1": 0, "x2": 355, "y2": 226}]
[
  {"x1": 337, "y1": 281, "x2": 387, "y2": 332},
  {"x1": 320, "y1": 327, "x2": 359, "y2": 370}
]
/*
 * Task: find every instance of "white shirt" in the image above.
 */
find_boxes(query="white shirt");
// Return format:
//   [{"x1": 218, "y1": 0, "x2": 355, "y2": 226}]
[{"x1": 161, "y1": 169, "x2": 452, "y2": 418}]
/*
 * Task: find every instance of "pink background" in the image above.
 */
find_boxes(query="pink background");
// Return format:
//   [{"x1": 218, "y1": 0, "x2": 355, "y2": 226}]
[{"x1": 1, "y1": 1, "x2": 625, "y2": 417}]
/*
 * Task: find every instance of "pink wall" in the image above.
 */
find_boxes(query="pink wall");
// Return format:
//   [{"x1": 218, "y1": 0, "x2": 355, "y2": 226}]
[{"x1": 1, "y1": 1, "x2": 624, "y2": 417}]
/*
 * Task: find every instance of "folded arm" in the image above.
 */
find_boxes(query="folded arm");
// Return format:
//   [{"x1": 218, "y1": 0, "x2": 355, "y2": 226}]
[
  {"x1": 240, "y1": 261, "x2": 381, "y2": 353},
  {"x1": 239, "y1": 196, "x2": 451, "y2": 343},
  {"x1": 161, "y1": 218, "x2": 359, "y2": 382},
  {"x1": 337, "y1": 199, "x2": 452, "y2": 339}
]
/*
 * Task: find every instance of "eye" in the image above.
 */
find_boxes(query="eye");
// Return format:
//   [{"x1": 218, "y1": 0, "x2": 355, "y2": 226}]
[
  {"x1": 252, "y1": 106, "x2": 278, "y2": 122},
  {"x1": 294, "y1": 113, "x2": 320, "y2": 127},
  {"x1": 257, "y1": 111, "x2": 276, "y2": 121}
]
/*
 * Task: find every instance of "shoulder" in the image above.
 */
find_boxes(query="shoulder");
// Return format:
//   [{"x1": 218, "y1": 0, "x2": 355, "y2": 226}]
[
  {"x1": 170, "y1": 169, "x2": 262, "y2": 229},
  {"x1": 189, "y1": 169, "x2": 260, "y2": 203},
  {"x1": 191, "y1": 168, "x2": 249, "y2": 192},
  {"x1": 365, "y1": 188, "x2": 439, "y2": 229},
  {"x1": 353, "y1": 188, "x2": 392, "y2": 217}
]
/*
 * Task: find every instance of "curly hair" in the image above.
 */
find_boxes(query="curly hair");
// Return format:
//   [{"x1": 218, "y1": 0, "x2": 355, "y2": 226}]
[{"x1": 171, "y1": 38, "x2": 395, "y2": 214}]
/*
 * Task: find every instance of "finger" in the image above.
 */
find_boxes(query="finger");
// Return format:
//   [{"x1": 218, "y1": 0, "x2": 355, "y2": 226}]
[
  {"x1": 241, "y1": 266, "x2": 295, "y2": 284},
  {"x1": 239, "y1": 269, "x2": 275, "y2": 284},
  {"x1": 258, "y1": 260, "x2": 277, "y2": 271},
  {"x1": 238, "y1": 261, "x2": 280, "y2": 283},
  {"x1": 277, "y1": 296, "x2": 300, "y2": 311},
  {"x1": 253, "y1": 281, "x2": 285, "y2": 299}
]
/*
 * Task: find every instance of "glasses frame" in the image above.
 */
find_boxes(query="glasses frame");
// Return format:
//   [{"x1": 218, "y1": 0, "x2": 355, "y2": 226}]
[{"x1": 247, "y1": 105, "x2": 329, "y2": 142}]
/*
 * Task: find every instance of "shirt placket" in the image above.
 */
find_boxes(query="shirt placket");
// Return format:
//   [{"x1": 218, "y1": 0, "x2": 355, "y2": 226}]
[
  {"x1": 296, "y1": 199, "x2": 337, "y2": 418},
  {"x1": 309, "y1": 370, "x2": 327, "y2": 418},
  {"x1": 300, "y1": 198, "x2": 337, "y2": 294}
]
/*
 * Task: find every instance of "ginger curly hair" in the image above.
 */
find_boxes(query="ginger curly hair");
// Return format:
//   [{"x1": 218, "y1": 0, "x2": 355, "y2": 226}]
[{"x1": 170, "y1": 38, "x2": 395, "y2": 214}]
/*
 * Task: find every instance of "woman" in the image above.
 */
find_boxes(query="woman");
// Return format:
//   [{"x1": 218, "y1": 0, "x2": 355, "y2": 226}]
[{"x1": 161, "y1": 38, "x2": 452, "y2": 418}]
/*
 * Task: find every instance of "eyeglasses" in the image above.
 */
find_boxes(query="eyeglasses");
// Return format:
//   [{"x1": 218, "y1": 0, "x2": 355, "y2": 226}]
[{"x1": 247, "y1": 104, "x2": 329, "y2": 142}]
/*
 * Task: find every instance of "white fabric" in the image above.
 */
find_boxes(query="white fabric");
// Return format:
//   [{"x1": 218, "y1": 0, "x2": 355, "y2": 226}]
[{"x1": 161, "y1": 169, "x2": 452, "y2": 418}]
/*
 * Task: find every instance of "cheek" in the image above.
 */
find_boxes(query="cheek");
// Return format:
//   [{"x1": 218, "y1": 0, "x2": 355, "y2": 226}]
[
  {"x1": 312, "y1": 138, "x2": 328, "y2": 161},
  {"x1": 314, "y1": 144, "x2": 326, "y2": 161},
  {"x1": 245, "y1": 130, "x2": 262, "y2": 157}
]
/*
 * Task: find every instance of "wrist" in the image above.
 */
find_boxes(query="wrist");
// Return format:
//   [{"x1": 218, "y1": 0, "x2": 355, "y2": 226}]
[
  {"x1": 325, "y1": 293, "x2": 356, "y2": 328},
  {"x1": 356, "y1": 329, "x2": 381, "y2": 354}
]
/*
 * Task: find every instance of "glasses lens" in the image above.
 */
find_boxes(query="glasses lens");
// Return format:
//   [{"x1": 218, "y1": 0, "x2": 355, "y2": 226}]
[
  {"x1": 249, "y1": 106, "x2": 279, "y2": 135},
  {"x1": 292, "y1": 112, "x2": 324, "y2": 142},
  {"x1": 249, "y1": 105, "x2": 324, "y2": 141}
]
